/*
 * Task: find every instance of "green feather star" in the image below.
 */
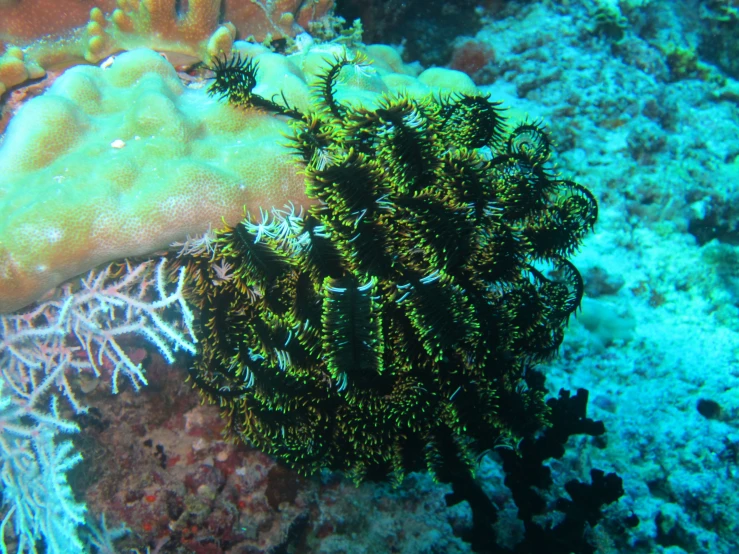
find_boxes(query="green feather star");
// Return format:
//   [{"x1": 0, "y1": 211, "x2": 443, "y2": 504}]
[{"x1": 178, "y1": 51, "x2": 598, "y2": 483}]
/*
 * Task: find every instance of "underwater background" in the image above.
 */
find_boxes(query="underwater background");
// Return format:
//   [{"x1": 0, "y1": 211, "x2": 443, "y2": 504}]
[{"x1": 1, "y1": 0, "x2": 738, "y2": 553}]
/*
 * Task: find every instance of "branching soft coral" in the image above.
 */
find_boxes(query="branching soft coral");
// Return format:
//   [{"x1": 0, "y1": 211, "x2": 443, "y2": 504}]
[{"x1": 0, "y1": 257, "x2": 193, "y2": 553}]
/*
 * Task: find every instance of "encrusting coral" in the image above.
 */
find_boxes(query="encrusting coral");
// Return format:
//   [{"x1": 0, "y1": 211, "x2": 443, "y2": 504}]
[
  {"x1": 180, "y1": 51, "x2": 599, "y2": 492},
  {"x1": 0, "y1": 42, "x2": 481, "y2": 314}
]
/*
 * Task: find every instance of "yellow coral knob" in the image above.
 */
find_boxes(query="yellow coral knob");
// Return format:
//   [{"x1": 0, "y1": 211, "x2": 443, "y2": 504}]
[
  {"x1": 89, "y1": 7, "x2": 106, "y2": 26},
  {"x1": 111, "y1": 8, "x2": 134, "y2": 33}
]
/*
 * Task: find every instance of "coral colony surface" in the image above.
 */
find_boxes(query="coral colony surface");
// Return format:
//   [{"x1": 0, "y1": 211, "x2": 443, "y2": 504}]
[{"x1": 1, "y1": 0, "x2": 739, "y2": 553}]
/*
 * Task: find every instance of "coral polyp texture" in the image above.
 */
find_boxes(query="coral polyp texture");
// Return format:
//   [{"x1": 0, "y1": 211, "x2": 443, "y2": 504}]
[
  {"x1": 181, "y1": 53, "x2": 598, "y2": 484},
  {"x1": 0, "y1": 0, "x2": 335, "y2": 95},
  {"x1": 0, "y1": 42, "x2": 477, "y2": 313}
]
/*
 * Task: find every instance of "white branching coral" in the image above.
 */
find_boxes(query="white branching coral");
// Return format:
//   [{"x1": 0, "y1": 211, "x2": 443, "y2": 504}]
[
  {"x1": 0, "y1": 257, "x2": 196, "y2": 551},
  {"x1": 0, "y1": 258, "x2": 196, "y2": 411},
  {"x1": 0, "y1": 378, "x2": 86, "y2": 554}
]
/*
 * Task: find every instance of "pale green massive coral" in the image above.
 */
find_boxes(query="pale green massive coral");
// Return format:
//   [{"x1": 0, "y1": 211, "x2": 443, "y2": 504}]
[{"x1": 0, "y1": 42, "x2": 478, "y2": 313}]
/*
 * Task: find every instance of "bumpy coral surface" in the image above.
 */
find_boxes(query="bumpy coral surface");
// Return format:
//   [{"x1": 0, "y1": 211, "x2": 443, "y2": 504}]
[
  {"x1": 0, "y1": 43, "x2": 478, "y2": 313},
  {"x1": 181, "y1": 53, "x2": 597, "y2": 483}
]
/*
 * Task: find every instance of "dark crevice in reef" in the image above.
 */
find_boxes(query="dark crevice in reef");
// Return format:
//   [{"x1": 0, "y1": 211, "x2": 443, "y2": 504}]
[{"x1": 335, "y1": 0, "x2": 489, "y2": 67}]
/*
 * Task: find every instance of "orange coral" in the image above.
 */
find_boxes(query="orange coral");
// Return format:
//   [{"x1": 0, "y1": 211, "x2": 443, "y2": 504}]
[
  {"x1": 0, "y1": 0, "x2": 117, "y2": 41},
  {"x1": 86, "y1": 0, "x2": 333, "y2": 63},
  {"x1": 0, "y1": 0, "x2": 333, "y2": 45},
  {"x1": 224, "y1": 0, "x2": 334, "y2": 43},
  {"x1": 0, "y1": 0, "x2": 335, "y2": 97},
  {"x1": 449, "y1": 38, "x2": 495, "y2": 84}
]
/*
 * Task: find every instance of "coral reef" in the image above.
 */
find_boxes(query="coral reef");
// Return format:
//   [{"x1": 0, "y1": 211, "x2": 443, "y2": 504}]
[
  {"x1": 592, "y1": 3, "x2": 629, "y2": 42},
  {"x1": 0, "y1": 46, "x2": 45, "y2": 97},
  {"x1": 448, "y1": 38, "x2": 496, "y2": 84},
  {"x1": 9, "y1": 1, "x2": 739, "y2": 552},
  {"x1": 698, "y1": 0, "x2": 739, "y2": 78},
  {"x1": 73, "y1": 348, "x2": 475, "y2": 552},
  {"x1": 0, "y1": 377, "x2": 87, "y2": 553},
  {"x1": 0, "y1": 43, "x2": 477, "y2": 314},
  {"x1": 0, "y1": 47, "x2": 305, "y2": 313},
  {"x1": 0, "y1": 0, "x2": 117, "y2": 41}
]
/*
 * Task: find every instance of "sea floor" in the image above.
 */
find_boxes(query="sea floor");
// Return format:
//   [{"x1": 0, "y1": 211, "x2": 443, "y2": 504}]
[{"x1": 477, "y1": 1, "x2": 739, "y2": 552}]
